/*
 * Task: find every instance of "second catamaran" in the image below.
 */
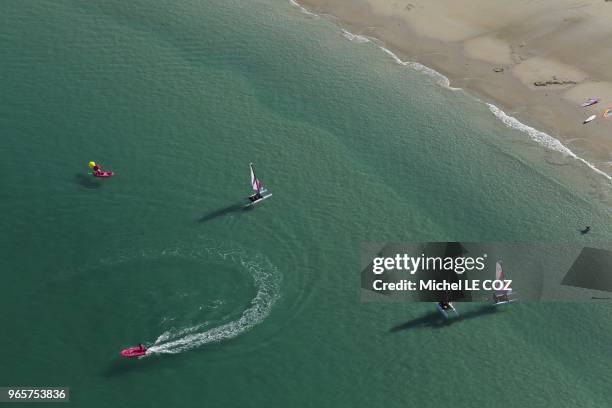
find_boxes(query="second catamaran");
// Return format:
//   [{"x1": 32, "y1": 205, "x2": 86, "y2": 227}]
[
  {"x1": 247, "y1": 163, "x2": 272, "y2": 206},
  {"x1": 492, "y1": 260, "x2": 518, "y2": 306}
]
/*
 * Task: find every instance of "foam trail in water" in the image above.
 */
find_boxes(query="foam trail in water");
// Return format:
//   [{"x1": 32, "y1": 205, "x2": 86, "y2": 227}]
[
  {"x1": 147, "y1": 250, "x2": 280, "y2": 355},
  {"x1": 487, "y1": 103, "x2": 611, "y2": 181}
]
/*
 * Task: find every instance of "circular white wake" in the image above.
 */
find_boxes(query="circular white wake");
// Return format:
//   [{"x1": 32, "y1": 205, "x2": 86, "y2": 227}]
[
  {"x1": 98, "y1": 242, "x2": 281, "y2": 356},
  {"x1": 146, "y1": 245, "x2": 281, "y2": 355}
]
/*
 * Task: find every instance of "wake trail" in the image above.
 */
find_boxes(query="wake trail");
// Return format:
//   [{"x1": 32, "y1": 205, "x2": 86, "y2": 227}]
[{"x1": 147, "y1": 249, "x2": 281, "y2": 355}]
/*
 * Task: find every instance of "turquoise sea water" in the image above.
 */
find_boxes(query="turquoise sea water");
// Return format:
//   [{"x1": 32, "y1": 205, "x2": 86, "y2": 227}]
[{"x1": 1, "y1": 0, "x2": 612, "y2": 406}]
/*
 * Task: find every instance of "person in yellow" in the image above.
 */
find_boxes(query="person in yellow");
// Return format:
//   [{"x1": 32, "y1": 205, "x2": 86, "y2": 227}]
[{"x1": 88, "y1": 161, "x2": 101, "y2": 175}]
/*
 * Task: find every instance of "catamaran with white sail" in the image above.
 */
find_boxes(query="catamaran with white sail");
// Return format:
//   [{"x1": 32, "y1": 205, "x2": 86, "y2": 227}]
[
  {"x1": 247, "y1": 163, "x2": 272, "y2": 206},
  {"x1": 492, "y1": 260, "x2": 517, "y2": 306}
]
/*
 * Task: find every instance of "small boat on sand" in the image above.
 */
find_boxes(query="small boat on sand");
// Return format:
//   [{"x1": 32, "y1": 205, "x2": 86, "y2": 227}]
[
  {"x1": 580, "y1": 98, "x2": 600, "y2": 107},
  {"x1": 583, "y1": 114, "x2": 596, "y2": 124}
]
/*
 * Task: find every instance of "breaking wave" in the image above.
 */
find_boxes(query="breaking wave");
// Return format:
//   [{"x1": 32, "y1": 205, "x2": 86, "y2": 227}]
[
  {"x1": 341, "y1": 29, "x2": 369, "y2": 43},
  {"x1": 339, "y1": 28, "x2": 459, "y2": 90},
  {"x1": 290, "y1": 1, "x2": 457, "y2": 88},
  {"x1": 377, "y1": 45, "x2": 460, "y2": 90},
  {"x1": 289, "y1": 0, "x2": 317, "y2": 17},
  {"x1": 487, "y1": 104, "x2": 611, "y2": 181}
]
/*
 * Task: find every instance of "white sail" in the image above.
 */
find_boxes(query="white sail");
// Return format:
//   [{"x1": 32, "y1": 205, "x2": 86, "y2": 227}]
[
  {"x1": 495, "y1": 261, "x2": 504, "y2": 281},
  {"x1": 250, "y1": 163, "x2": 262, "y2": 193},
  {"x1": 494, "y1": 261, "x2": 512, "y2": 296}
]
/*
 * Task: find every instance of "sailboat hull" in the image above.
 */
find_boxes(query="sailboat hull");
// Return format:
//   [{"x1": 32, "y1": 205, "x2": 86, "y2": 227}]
[
  {"x1": 245, "y1": 193, "x2": 272, "y2": 207},
  {"x1": 493, "y1": 299, "x2": 518, "y2": 306},
  {"x1": 436, "y1": 303, "x2": 459, "y2": 319}
]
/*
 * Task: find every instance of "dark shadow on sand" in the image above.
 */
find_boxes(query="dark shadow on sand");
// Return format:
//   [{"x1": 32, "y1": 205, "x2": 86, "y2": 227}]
[
  {"x1": 197, "y1": 202, "x2": 253, "y2": 223},
  {"x1": 390, "y1": 305, "x2": 499, "y2": 332},
  {"x1": 75, "y1": 173, "x2": 103, "y2": 189}
]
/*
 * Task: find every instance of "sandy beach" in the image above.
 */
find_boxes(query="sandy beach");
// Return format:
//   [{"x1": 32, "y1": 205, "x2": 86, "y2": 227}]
[{"x1": 297, "y1": 0, "x2": 612, "y2": 177}]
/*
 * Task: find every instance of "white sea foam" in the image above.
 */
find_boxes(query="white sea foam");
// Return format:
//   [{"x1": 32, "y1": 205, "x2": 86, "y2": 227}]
[
  {"x1": 147, "y1": 246, "x2": 281, "y2": 355},
  {"x1": 377, "y1": 45, "x2": 460, "y2": 90},
  {"x1": 290, "y1": 0, "x2": 458, "y2": 89},
  {"x1": 341, "y1": 29, "x2": 369, "y2": 43},
  {"x1": 339, "y1": 25, "x2": 460, "y2": 90},
  {"x1": 487, "y1": 104, "x2": 611, "y2": 181},
  {"x1": 289, "y1": 0, "x2": 317, "y2": 17}
]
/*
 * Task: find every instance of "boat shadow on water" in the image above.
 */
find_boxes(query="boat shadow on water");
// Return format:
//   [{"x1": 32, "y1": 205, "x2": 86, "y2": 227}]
[
  {"x1": 103, "y1": 352, "x2": 192, "y2": 378},
  {"x1": 389, "y1": 305, "x2": 499, "y2": 332},
  {"x1": 197, "y1": 202, "x2": 253, "y2": 224},
  {"x1": 103, "y1": 343, "x2": 229, "y2": 377},
  {"x1": 74, "y1": 173, "x2": 103, "y2": 189},
  {"x1": 103, "y1": 355, "x2": 160, "y2": 377}
]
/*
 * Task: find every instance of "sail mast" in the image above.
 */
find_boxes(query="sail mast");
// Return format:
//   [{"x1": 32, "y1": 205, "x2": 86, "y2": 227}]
[{"x1": 250, "y1": 163, "x2": 261, "y2": 193}]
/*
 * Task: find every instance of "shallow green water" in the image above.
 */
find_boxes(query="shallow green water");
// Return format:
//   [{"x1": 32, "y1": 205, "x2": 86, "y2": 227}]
[{"x1": 1, "y1": 1, "x2": 611, "y2": 407}]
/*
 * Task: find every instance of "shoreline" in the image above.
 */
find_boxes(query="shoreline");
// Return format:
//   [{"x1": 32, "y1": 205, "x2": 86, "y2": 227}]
[{"x1": 292, "y1": 0, "x2": 612, "y2": 182}]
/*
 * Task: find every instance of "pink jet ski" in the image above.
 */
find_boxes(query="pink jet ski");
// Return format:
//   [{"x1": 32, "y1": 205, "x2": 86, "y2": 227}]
[
  {"x1": 93, "y1": 170, "x2": 114, "y2": 178},
  {"x1": 120, "y1": 344, "x2": 147, "y2": 358}
]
